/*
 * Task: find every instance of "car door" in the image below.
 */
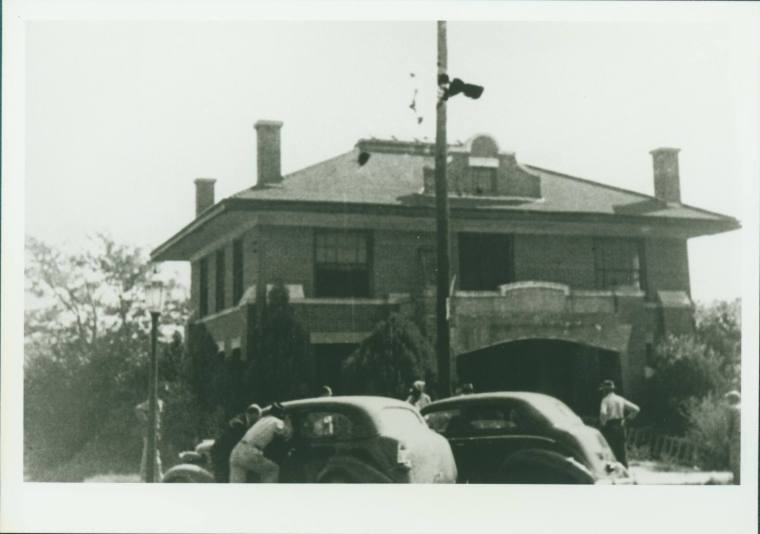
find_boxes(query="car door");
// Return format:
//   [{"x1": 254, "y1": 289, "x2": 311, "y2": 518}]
[
  {"x1": 280, "y1": 410, "x2": 355, "y2": 482},
  {"x1": 427, "y1": 401, "x2": 555, "y2": 483}
]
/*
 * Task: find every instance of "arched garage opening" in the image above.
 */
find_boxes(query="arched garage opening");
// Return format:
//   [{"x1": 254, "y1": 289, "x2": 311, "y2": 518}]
[{"x1": 457, "y1": 339, "x2": 622, "y2": 418}]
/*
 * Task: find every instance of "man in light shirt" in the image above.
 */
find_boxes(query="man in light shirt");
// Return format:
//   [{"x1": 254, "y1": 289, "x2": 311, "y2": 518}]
[
  {"x1": 229, "y1": 402, "x2": 292, "y2": 483},
  {"x1": 598, "y1": 379, "x2": 640, "y2": 468}
]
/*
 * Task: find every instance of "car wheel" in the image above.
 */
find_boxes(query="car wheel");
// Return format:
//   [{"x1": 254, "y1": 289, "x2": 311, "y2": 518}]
[{"x1": 163, "y1": 474, "x2": 195, "y2": 483}]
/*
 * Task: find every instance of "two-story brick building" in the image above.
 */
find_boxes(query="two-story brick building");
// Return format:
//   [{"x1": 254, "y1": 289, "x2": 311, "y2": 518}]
[{"x1": 151, "y1": 120, "x2": 739, "y2": 417}]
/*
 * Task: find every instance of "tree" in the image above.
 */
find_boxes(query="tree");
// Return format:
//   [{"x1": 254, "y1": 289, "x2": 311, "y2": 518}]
[
  {"x1": 647, "y1": 334, "x2": 727, "y2": 433},
  {"x1": 24, "y1": 235, "x2": 191, "y2": 480},
  {"x1": 646, "y1": 299, "x2": 740, "y2": 435},
  {"x1": 245, "y1": 282, "x2": 315, "y2": 406},
  {"x1": 695, "y1": 299, "x2": 741, "y2": 387},
  {"x1": 342, "y1": 313, "x2": 436, "y2": 399}
]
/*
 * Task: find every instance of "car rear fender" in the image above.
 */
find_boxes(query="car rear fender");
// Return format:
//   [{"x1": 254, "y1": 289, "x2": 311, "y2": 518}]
[
  {"x1": 499, "y1": 448, "x2": 595, "y2": 484},
  {"x1": 162, "y1": 464, "x2": 214, "y2": 483},
  {"x1": 317, "y1": 455, "x2": 395, "y2": 483}
]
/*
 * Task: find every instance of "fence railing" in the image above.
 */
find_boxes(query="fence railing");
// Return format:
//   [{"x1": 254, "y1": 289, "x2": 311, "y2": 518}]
[{"x1": 627, "y1": 426, "x2": 696, "y2": 465}]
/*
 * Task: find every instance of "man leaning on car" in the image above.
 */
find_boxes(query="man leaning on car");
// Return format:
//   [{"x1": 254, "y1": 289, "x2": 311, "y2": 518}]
[
  {"x1": 229, "y1": 402, "x2": 292, "y2": 483},
  {"x1": 210, "y1": 403, "x2": 262, "y2": 482}
]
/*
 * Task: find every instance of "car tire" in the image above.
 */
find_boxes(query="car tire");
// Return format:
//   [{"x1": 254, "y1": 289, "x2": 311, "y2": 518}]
[
  {"x1": 318, "y1": 472, "x2": 352, "y2": 483},
  {"x1": 162, "y1": 465, "x2": 214, "y2": 483}
]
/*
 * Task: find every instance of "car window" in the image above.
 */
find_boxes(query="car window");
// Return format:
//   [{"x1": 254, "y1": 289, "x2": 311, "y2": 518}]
[
  {"x1": 379, "y1": 407, "x2": 424, "y2": 437},
  {"x1": 425, "y1": 402, "x2": 537, "y2": 437},
  {"x1": 296, "y1": 411, "x2": 357, "y2": 440},
  {"x1": 532, "y1": 398, "x2": 584, "y2": 427}
]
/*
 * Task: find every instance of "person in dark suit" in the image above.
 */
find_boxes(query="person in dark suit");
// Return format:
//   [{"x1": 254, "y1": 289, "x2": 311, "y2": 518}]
[{"x1": 210, "y1": 404, "x2": 262, "y2": 482}]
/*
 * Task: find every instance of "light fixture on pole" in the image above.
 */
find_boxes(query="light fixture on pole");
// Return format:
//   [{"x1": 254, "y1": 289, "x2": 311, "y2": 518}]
[{"x1": 144, "y1": 275, "x2": 164, "y2": 483}]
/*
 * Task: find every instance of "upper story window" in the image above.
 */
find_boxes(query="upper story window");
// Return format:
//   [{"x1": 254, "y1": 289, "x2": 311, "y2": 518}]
[
  {"x1": 470, "y1": 167, "x2": 497, "y2": 195},
  {"x1": 593, "y1": 238, "x2": 644, "y2": 290},
  {"x1": 232, "y1": 238, "x2": 244, "y2": 305},
  {"x1": 215, "y1": 248, "x2": 226, "y2": 312},
  {"x1": 199, "y1": 257, "x2": 209, "y2": 318},
  {"x1": 314, "y1": 230, "x2": 371, "y2": 298}
]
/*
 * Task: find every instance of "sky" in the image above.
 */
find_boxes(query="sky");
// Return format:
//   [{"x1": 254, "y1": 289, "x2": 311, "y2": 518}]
[{"x1": 24, "y1": 18, "x2": 757, "y2": 303}]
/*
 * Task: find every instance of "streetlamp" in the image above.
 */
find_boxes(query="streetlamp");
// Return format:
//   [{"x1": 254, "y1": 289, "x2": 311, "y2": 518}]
[{"x1": 144, "y1": 277, "x2": 164, "y2": 482}]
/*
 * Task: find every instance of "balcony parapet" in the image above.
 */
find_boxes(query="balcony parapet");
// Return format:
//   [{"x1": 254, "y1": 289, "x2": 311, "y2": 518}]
[{"x1": 451, "y1": 282, "x2": 646, "y2": 317}]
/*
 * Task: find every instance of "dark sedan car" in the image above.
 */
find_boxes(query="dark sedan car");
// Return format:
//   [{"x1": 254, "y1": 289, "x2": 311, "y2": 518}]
[
  {"x1": 421, "y1": 392, "x2": 631, "y2": 484},
  {"x1": 164, "y1": 396, "x2": 457, "y2": 483}
]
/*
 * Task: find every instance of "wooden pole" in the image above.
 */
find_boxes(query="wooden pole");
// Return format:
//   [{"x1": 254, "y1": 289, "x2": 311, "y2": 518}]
[{"x1": 434, "y1": 20, "x2": 451, "y2": 399}]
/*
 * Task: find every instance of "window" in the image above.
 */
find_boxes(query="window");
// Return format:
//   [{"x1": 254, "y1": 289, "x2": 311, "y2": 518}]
[
  {"x1": 424, "y1": 402, "x2": 537, "y2": 437},
  {"x1": 593, "y1": 238, "x2": 644, "y2": 290},
  {"x1": 215, "y1": 249, "x2": 226, "y2": 312},
  {"x1": 530, "y1": 398, "x2": 583, "y2": 427},
  {"x1": 314, "y1": 230, "x2": 371, "y2": 298},
  {"x1": 296, "y1": 411, "x2": 366, "y2": 441},
  {"x1": 199, "y1": 257, "x2": 209, "y2": 317},
  {"x1": 233, "y1": 239, "x2": 244, "y2": 305},
  {"x1": 470, "y1": 167, "x2": 497, "y2": 195}
]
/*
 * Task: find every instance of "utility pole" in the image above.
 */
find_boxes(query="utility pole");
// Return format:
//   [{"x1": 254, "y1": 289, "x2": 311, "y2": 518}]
[{"x1": 434, "y1": 20, "x2": 452, "y2": 399}]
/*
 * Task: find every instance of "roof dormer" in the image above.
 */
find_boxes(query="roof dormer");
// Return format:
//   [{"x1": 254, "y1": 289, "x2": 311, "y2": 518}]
[{"x1": 423, "y1": 134, "x2": 542, "y2": 199}]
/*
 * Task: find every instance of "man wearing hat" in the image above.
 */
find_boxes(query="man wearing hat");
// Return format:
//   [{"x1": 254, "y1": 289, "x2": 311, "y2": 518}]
[
  {"x1": 229, "y1": 402, "x2": 292, "y2": 483},
  {"x1": 210, "y1": 403, "x2": 262, "y2": 482},
  {"x1": 598, "y1": 379, "x2": 640, "y2": 468}
]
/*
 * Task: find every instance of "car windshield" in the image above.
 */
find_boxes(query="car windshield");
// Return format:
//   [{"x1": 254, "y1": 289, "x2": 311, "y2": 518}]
[{"x1": 531, "y1": 397, "x2": 584, "y2": 427}]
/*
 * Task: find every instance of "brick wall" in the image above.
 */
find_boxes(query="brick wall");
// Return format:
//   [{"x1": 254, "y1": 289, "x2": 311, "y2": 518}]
[
  {"x1": 259, "y1": 225, "x2": 315, "y2": 295},
  {"x1": 374, "y1": 230, "x2": 434, "y2": 296},
  {"x1": 644, "y1": 238, "x2": 691, "y2": 297}
]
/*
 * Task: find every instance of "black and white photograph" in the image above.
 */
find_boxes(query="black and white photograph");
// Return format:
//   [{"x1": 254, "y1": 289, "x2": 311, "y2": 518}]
[{"x1": 2, "y1": 1, "x2": 759, "y2": 533}]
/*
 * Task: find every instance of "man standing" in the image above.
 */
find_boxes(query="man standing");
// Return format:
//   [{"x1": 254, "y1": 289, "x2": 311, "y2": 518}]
[
  {"x1": 725, "y1": 390, "x2": 741, "y2": 484},
  {"x1": 406, "y1": 380, "x2": 432, "y2": 410},
  {"x1": 135, "y1": 396, "x2": 165, "y2": 482},
  {"x1": 229, "y1": 402, "x2": 292, "y2": 483},
  {"x1": 210, "y1": 403, "x2": 262, "y2": 482},
  {"x1": 598, "y1": 379, "x2": 639, "y2": 468}
]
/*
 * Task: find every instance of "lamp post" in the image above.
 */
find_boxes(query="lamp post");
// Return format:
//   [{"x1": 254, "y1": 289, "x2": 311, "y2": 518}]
[{"x1": 144, "y1": 277, "x2": 164, "y2": 483}]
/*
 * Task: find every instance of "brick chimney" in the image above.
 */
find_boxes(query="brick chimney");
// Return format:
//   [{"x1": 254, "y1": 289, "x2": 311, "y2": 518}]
[
  {"x1": 254, "y1": 120, "x2": 283, "y2": 186},
  {"x1": 650, "y1": 147, "x2": 681, "y2": 203},
  {"x1": 194, "y1": 177, "x2": 216, "y2": 216}
]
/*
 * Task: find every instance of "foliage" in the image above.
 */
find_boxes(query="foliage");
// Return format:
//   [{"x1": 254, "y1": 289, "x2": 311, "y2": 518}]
[
  {"x1": 342, "y1": 313, "x2": 436, "y2": 399},
  {"x1": 646, "y1": 299, "x2": 741, "y2": 435},
  {"x1": 695, "y1": 299, "x2": 741, "y2": 388},
  {"x1": 245, "y1": 282, "x2": 315, "y2": 406},
  {"x1": 646, "y1": 334, "x2": 728, "y2": 433},
  {"x1": 24, "y1": 236, "x2": 192, "y2": 481},
  {"x1": 683, "y1": 394, "x2": 731, "y2": 471}
]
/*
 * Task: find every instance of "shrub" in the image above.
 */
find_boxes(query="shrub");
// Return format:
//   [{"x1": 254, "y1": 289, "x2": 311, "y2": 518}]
[
  {"x1": 646, "y1": 335, "x2": 728, "y2": 433},
  {"x1": 246, "y1": 282, "x2": 315, "y2": 406},
  {"x1": 342, "y1": 313, "x2": 436, "y2": 399},
  {"x1": 683, "y1": 394, "x2": 731, "y2": 471}
]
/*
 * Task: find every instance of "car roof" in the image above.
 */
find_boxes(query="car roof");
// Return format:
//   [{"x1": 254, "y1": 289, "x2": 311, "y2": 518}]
[
  {"x1": 420, "y1": 391, "x2": 565, "y2": 411},
  {"x1": 280, "y1": 395, "x2": 412, "y2": 413}
]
